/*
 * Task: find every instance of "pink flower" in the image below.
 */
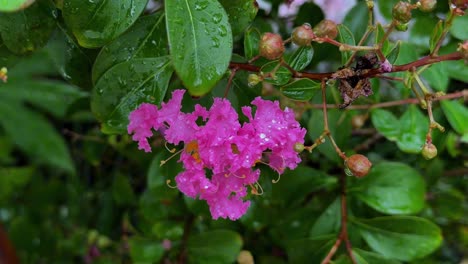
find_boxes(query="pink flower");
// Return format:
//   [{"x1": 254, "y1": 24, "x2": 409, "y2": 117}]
[{"x1": 128, "y1": 89, "x2": 306, "y2": 220}]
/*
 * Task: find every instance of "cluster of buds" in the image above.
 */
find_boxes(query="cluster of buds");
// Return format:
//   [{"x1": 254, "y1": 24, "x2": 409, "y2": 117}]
[{"x1": 0, "y1": 67, "x2": 7, "y2": 83}]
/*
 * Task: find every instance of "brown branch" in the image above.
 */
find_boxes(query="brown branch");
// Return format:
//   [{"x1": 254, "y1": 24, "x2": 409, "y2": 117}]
[
  {"x1": 229, "y1": 52, "x2": 463, "y2": 81},
  {"x1": 306, "y1": 89, "x2": 467, "y2": 110}
]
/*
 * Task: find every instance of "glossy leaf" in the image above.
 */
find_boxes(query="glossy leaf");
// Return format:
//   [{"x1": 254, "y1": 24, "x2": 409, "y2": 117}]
[
  {"x1": 92, "y1": 11, "x2": 168, "y2": 83},
  {"x1": 342, "y1": 1, "x2": 368, "y2": 41},
  {"x1": 397, "y1": 105, "x2": 428, "y2": 153},
  {"x1": 371, "y1": 109, "x2": 400, "y2": 141},
  {"x1": 420, "y1": 63, "x2": 449, "y2": 92},
  {"x1": 0, "y1": 101, "x2": 75, "y2": 173},
  {"x1": 244, "y1": 27, "x2": 260, "y2": 59},
  {"x1": 440, "y1": 100, "x2": 468, "y2": 135},
  {"x1": 0, "y1": 1, "x2": 55, "y2": 54},
  {"x1": 166, "y1": 0, "x2": 232, "y2": 96},
  {"x1": 187, "y1": 230, "x2": 242, "y2": 264},
  {"x1": 310, "y1": 198, "x2": 341, "y2": 237},
  {"x1": 337, "y1": 24, "x2": 355, "y2": 65},
  {"x1": 353, "y1": 216, "x2": 442, "y2": 261},
  {"x1": 286, "y1": 46, "x2": 314, "y2": 71},
  {"x1": 219, "y1": 0, "x2": 258, "y2": 38},
  {"x1": 0, "y1": 0, "x2": 35, "y2": 12},
  {"x1": 386, "y1": 41, "x2": 401, "y2": 64},
  {"x1": 352, "y1": 249, "x2": 401, "y2": 264},
  {"x1": 91, "y1": 57, "x2": 173, "y2": 134},
  {"x1": 429, "y1": 20, "x2": 443, "y2": 54},
  {"x1": 280, "y1": 78, "x2": 320, "y2": 101},
  {"x1": 129, "y1": 237, "x2": 164, "y2": 263},
  {"x1": 375, "y1": 23, "x2": 390, "y2": 55},
  {"x1": 350, "y1": 162, "x2": 426, "y2": 214},
  {"x1": 260, "y1": 61, "x2": 292, "y2": 86},
  {"x1": 62, "y1": 0, "x2": 147, "y2": 48}
]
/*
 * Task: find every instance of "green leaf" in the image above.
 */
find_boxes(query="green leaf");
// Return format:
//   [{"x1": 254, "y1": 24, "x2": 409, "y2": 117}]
[
  {"x1": 310, "y1": 198, "x2": 341, "y2": 237},
  {"x1": 409, "y1": 16, "x2": 437, "y2": 49},
  {"x1": 440, "y1": 100, "x2": 468, "y2": 135},
  {"x1": 0, "y1": 0, "x2": 35, "y2": 12},
  {"x1": 286, "y1": 46, "x2": 314, "y2": 71},
  {"x1": 294, "y1": 3, "x2": 324, "y2": 27},
  {"x1": 342, "y1": 1, "x2": 369, "y2": 41},
  {"x1": 260, "y1": 61, "x2": 292, "y2": 86},
  {"x1": 63, "y1": 0, "x2": 147, "y2": 48},
  {"x1": 280, "y1": 78, "x2": 320, "y2": 101},
  {"x1": 91, "y1": 57, "x2": 173, "y2": 134},
  {"x1": 337, "y1": 24, "x2": 355, "y2": 65},
  {"x1": 92, "y1": 12, "x2": 168, "y2": 84},
  {"x1": 0, "y1": 167, "x2": 34, "y2": 202},
  {"x1": 420, "y1": 63, "x2": 448, "y2": 92},
  {"x1": 219, "y1": 0, "x2": 258, "y2": 38},
  {"x1": 353, "y1": 216, "x2": 442, "y2": 261},
  {"x1": 0, "y1": 101, "x2": 75, "y2": 173},
  {"x1": 386, "y1": 41, "x2": 401, "y2": 64},
  {"x1": 112, "y1": 174, "x2": 136, "y2": 206},
  {"x1": 129, "y1": 237, "x2": 164, "y2": 263},
  {"x1": 375, "y1": 23, "x2": 390, "y2": 55},
  {"x1": 450, "y1": 14, "x2": 468, "y2": 40},
  {"x1": 397, "y1": 105, "x2": 428, "y2": 153},
  {"x1": 244, "y1": 27, "x2": 260, "y2": 59},
  {"x1": 352, "y1": 248, "x2": 401, "y2": 264},
  {"x1": 429, "y1": 20, "x2": 443, "y2": 54},
  {"x1": 350, "y1": 162, "x2": 426, "y2": 214},
  {"x1": 187, "y1": 230, "x2": 243, "y2": 264},
  {"x1": 445, "y1": 60, "x2": 468, "y2": 83},
  {"x1": 371, "y1": 109, "x2": 400, "y2": 141},
  {"x1": 0, "y1": 1, "x2": 55, "y2": 54},
  {"x1": 286, "y1": 235, "x2": 336, "y2": 263},
  {"x1": 166, "y1": 0, "x2": 233, "y2": 96}
]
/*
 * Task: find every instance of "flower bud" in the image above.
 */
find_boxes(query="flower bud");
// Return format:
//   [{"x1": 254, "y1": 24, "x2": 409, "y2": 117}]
[
  {"x1": 314, "y1": 19, "x2": 338, "y2": 39},
  {"x1": 292, "y1": 23, "x2": 315, "y2": 46},
  {"x1": 393, "y1": 1, "x2": 413, "y2": 23},
  {"x1": 395, "y1": 21, "x2": 409, "y2": 31},
  {"x1": 457, "y1": 40, "x2": 468, "y2": 64},
  {"x1": 259, "y1": 32, "x2": 285, "y2": 60},
  {"x1": 237, "y1": 250, "x2": 254, "y2": 264},
  {"x1": 345, "y1": 154, "x2": 372, "y2": 178},
  {"x1": 0, "y1": 67, "x2": 7, "y2": 83},
  {"x1": 419, "y1": 0, "x2": 437, "y2": 12},
  {"x1": 451, "y1": 0, "x2": 468, "y2": 11},
  {"x1": 294, "y1": 143, "x2": 305, "y2": 152},
  {"x1": 351, "y1": 114, "x2": 366, "y2": 129},
  {"x1": 248, "y1": 73, "x2": 262, "y2": 87},
  {"x1": 421, "y1": 143, "x2": 437, "y2": 160}
]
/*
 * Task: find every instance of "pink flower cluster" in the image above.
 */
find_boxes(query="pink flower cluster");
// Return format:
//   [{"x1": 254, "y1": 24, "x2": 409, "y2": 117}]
[{"x1": 128, "y1": 90, "x2": 306, "y2": 220}]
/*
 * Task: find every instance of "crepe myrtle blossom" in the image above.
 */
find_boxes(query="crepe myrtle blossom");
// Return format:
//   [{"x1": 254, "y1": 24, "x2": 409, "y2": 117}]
[{"x1": 128, "y1": 89, "x2": 306, "y2": 220}]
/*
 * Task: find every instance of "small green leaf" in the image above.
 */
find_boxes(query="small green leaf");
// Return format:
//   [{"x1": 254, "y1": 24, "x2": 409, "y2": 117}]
[
  {"x1": 260, "y1": 61, "x2": 292, "y2": 86},
  {"x1": 440, "y1": 100, "x2": 468, "y2": 135},
  {"x1": 0, "y1": 1, "x2": 55, "y2": 54},
  {"x1": 386, "y1": 41, "x2": 401, "y2": 64},
  {"x1": 93, "y1": 11, "x2": 169, "y2": 84},
  {"x1": 219, "y1": 0, "x2": 258, "y2": 38},
  {"x1": 0, "y1": 101, "x2": 75, "y2": 173},
  {"x1": 310, "y1": 198, "x2": 341, "y2": 237},
  {"x1": 375, "y1": 23, "x2": 390, "y2": 55},
  {"x1": 429, "y1": 20, "x2": 443, "y2": 54},
  {"x1": 286, "y1": 46, "x2": 314, "y2": 71},
  {"x1": 420, "y1": 63, "x2": 448, "y2": 92},
  {"x1": 280, "y1": 78, "x2": 320, "y2": 101},
  {"x1": 63, "y1": 0, "x2": 147, "y2": 48},
  {"x1": 352, "y1": 248, "x2": 401, "y2": 264},
  {"x1": 0, "y1": 0, "x2": 35, "y2": 12},
  {"x1": 371, "y1": 109, "x2": 400, "y2": 141},
  {"x1": 0, "y1": 167, "x2": 34, "y2": 202},
  {"x1": 397, "y1": 105, "x2": 428, "y2": 153},
  {"x1": 286, "y1": 235, "x2": 336, "y2": 263},
  {"x1": 187, "y1": 230, "x2": 243, "y2": 264},
  {"x1": 166, "y1": 0, "x2": 233, "y2": 96},
  {"x1": 450, "y1": 14, "x2": 468, "y2": 40},
  {"x1": 91, "y1": 57, "x2": 173, "y2": 134},
  {"x1": 353, "y1": 216, "x2": 442, "y2": 261},
  {"x1": 337, "y1": 24, "x2": 355, "y2": 65},
  {"x1": 129, "y1": 237, "x2": 164, "y2": 263},
  {"x1": 342, "y1": 1, "x2": 368, "y2": 41},
  {"x1": 350, "y1": 162, "x2": 426, "y2": 214},
  {"x1": 244, "y1": 27, "x2": 260, "y2": 59}
]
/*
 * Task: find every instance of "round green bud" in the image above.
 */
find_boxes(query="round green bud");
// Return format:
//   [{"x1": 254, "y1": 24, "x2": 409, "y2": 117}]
[
  {"x1": 248, "y1": 74, "x2": 262, "y2": 87},
  {"x1": 294, "y1": 143, "x2": 305, "y2": 152},
  {"x1": 292, "y1": 23, "x2": 315, "y2": 46},
  {"x1": 421, "y1": 143, "x2": 437, "y2": 160},
  {"x1": 393, "y1": 1, "x2": 413, "y2": 23}
]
